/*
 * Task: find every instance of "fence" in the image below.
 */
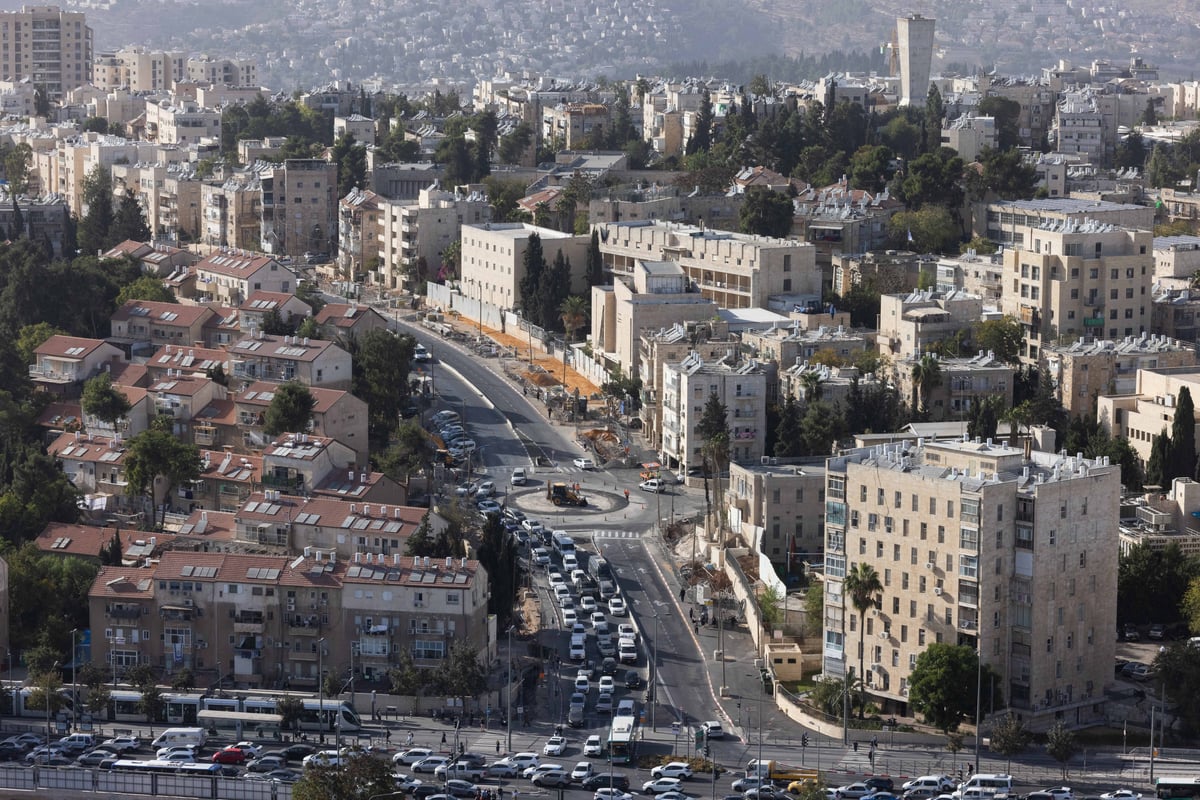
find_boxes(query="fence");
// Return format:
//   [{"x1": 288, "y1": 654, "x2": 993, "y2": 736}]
[{"x1": 0, "y1": 764, "x2": 292, "y2": 799}]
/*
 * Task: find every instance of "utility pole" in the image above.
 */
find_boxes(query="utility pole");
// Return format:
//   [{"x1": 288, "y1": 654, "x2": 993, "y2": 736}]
[{"x1": 506, "y1": 625, "x2": 514, "y2": 752}]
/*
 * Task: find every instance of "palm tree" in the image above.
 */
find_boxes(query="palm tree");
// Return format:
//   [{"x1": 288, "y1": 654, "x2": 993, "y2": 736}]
[
  {"x1": 799, "y1": 370, "x2": 823, "y2": 403},
  {"x1": 843, "y1": 562, "x2": 882, "y2": 719},
  {"x1": 559, "y1": 295, "x2": 588, "y2": 385},
  {"x1": 911, "y1": 353, "x2": 943, "y2": 415}
]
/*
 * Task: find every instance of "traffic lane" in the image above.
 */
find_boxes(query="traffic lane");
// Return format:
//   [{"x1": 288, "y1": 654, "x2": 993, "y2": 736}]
[{"x1": 603, "y1": 538, "x2": 715, "y2": 731}]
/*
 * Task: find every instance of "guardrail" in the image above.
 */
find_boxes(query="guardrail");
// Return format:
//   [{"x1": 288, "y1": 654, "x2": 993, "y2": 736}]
[{"x1": 0, "y1": 764, "x2": 293, "y2": 799}]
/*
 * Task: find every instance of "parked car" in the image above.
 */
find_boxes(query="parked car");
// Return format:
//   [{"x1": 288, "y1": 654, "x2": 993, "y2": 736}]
[
  {"x1": 1123, "y1": 624, "x2": 1140, "y2": 641},
  {"x1": 595, "y1": 791, "x2": 635, "y2": 800},
  {"x1": 836, "y1": 783, "x2": 873, "y2": 799},
  {"x1": 1149, "y1": 624, "x2": 1166, "y2": 640},
  {"x1": 76, "y1": 750, "x2": 114, "y2": 766}
]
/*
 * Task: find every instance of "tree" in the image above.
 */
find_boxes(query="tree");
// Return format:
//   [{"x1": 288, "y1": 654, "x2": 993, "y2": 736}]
[
  {"x1": 99, "y1": 528, "x2": 123, "y2": 566},
  {"x1": 277, "y1": 696, "x2": 304, "y2": 734},
  {"x1": 895, "y1": 148, "x2": 964, "y2": 212},
  {"x1": 81, "y1": 372, "x2": 131, "y2": 427},
  {"x1": 977, "y1": 96, "x2": 1022, "y2": 151},
  {"x1": 349, "y1": 329, "x2": 415, "y2": 444},
  {"x1": 77, "y1": 166, "x2": 115, "y2": 256},
  {"x1": 803, "y1": 582, "x2": 823, "y2": 638},
  {"x1": 331, "y1": 133, "x2": 367, "y2": 198},
  {"x1": 759, "y1": 586, "x2": 784, "y2": 629},
  {"x1": 263, "y1": 381, "x2": 316, "y2": 436},
  {"x1": 686, "y1": 89, "x2": 714, "y2": 155},
  {"x1": 292, "y1": 750, "x2": 396, "y2": 800},
  {"x1": 377, "y1": 419, "x2": 435, "y2": 486},
  {"x1": 536, "y1": 250, "x2": 572, "y2": 333},
  {"x1": 1154, "y1": 643, "x2": 1200, "y2": 735},
  {"x1": 471, "y1": 109, "x2": 499, "y2": 179},
  {"x1": 498, "y1": 121, "x2": 534, "y2": 166},
  {"x1": 586, "y1": 229, "x2": 605, "y2": 286},
  {"x1": 967, "y1": 395, "x2": 1004, "y2": 442},
  {"x1": 738, "y1": 189, "x2": 794, "y2": 238},
  {"x1": 4, "y1": 143, "x2": 32, "y2": 195},
  {"x1": 111, "y1": 189, "x2": 152, "y2": 244},
  {"x1": 1044, "y1": 720, "x2": 1077, "y2": 779},
  {"x1": 476, "y1": 513, "x2": 520, "y2": 628},
  {"x1": 967, "y1": 147, "x2": 1038, "y2": 201},
  {"x1": 973, "y1": 317, "x2": 1023, "y2": 363},
  {"x1": 924, "y1": 85, "x2": 945, "y2": 155},
  {"x1": 437, "y1": 641, "x2": 487, "y2": 708},
  {"x1": 1115, "y1": 133, "x2": 1147, "y2": 171},
  {"x1": 388, "y1": 649, "x2": 421, "y2": 698},
  {"x1": 518, "y1": 233, "x2": 548, "y2": 327},
  {"x1": 1145, "y1": 428, "x2": 1171, "y2": 488},
  {"x1": 774, "y1": 393, "x2": 803, "y2": 458},
  {"x1": 138, "y1": 682, "x2": 165, "y2": 725},
  {"x1": 945, "y1": 732, "x2": 964, "y2": 773},
  {"x1": 843, "y1": 562, "x2": 882, "y2": 718},
  {"x1": 115, "y1": 276, "x2": 176, "y2": 305},
  {"x1": 123, "y1": 428, "x2": 202, "y2": 528},
  {"x1": 888, "y1": 207, "x2": 960, "y2": 254},
  {"x1": 403, "y1": 512, "x2": 436, "y2": 558},
  {"x1": 1143, "y1": 98, "x2": 1158, "y2": 127},
  {"x1": 910, "y1": 353, "x2": 943, "y2": 415},
  {"x1": 798, "y1": 401, "x2": 845, "y2": 456},
  {"x1": 171, "y1": 667, "x2": 195, "y2": 691},
  {"x1": 907, "y1": 643, "x2": 981, "y2": 732},
  {"x1": 849, "y1": 144, "x2": 894, "y2": 193},
  {"x1": 988, "y1": 712, "x2": 1030, "y2": 773},
  {"x1": 696, "y1": 391, "x2": 731, "y2": 534},
  {"x1": 559, "y1": 295, "x2": 588, "y2": 346},
  {"x1": 1172, "y1": 387, "x2": 1197, "y2": 483},
  {"x1": 1119, "y1": 542, "x2": 1196, "y2": 626}
]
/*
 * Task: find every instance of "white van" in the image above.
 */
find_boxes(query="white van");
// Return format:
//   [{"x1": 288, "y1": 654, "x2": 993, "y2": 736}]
[
  {"x1": 954, "y1": 775, "x2": 1013, "y2": 799},
  {"x1": 151, "y1": 727, "x2": 208, "y2": 750}
]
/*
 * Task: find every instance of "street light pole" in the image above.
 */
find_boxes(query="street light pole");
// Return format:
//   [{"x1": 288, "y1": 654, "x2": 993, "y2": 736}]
[
  {"x1": 973, "y1": 641, "x2": 983, "y2": 775},
  {"x1": 317, "y1": 636, "x2": 326, "y2": 703},
  {"x1": 70, "y1": 630, "x2": 77, "y2": 732},
  {"x1": 506, "y1": 625, "x2": 514, "y2": 753},
  {"x1": 650, "y1": 614, "x2": 659, "y2": 731}
]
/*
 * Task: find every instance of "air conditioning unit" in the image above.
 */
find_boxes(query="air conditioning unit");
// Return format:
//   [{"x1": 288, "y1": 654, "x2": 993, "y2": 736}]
[
  {"x1": 183, "y1": 599, "x2": 193, "y2": 607},
  {"x1": 933, "y1": 587, "x2": 943, "y2": 596},
  {"x1": 761, "y1": 456, "x2": 771, "y2": 465},
  {"x1": 414, "y1": 601, "x2": 424, "y2": 608},
  {"x1": 925, "y1": 562, "x2": 935, "y2": 570},
  {"x1": 310, "y1": 603, "x2": 318, "y2": 610},
  {"x1": 900, "y1": 686, "x2": 908, "y2": 696},
  {"x1": 286, "y1": 601, "x2": 296, "y2": 611},
  {"x1": 879, "y1": 630, "x2": 889, "y2": 639}
]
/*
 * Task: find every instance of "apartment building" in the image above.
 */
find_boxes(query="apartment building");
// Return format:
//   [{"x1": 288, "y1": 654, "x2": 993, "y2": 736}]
[
  {"x1": 337, "y1": 188, "x2": 383, "y2": 281},
  {"x1": 1118, "y1": 480, "x2": 1200, "y2": 558},
  {"x1": 193, "y1": 250, "x2": 296, "y2": 306},
  {"x1": 109, "y1": 300, "x2": 217, "y2": 352},
  {"x1": 637, "y1": 321, "x2": 736, "y2": 451},
  {"x1": 660, "y1": 353, "x2": 766, "y2": 471},
  {"x1": 0, "y1": 5, "x2": 92, "y2": 98},
  {"x1": 830, "y1": 249, "x2": 922, "y2": 297},
  {"x1": 334, "y1": 114, "x2": 375, "y2": 146},
  {"x1": 591, "y1": 259, "x2": 718, "y2": 378},
  {"x1": 595, "y1": 220, "x2": 819, "y2": 310},
  {"x1": 144, "y1": 99, "x2": 221, "y2": 145},
  {"x1": 542, "y1": 103, "x2": 610, "y2": 148},
  {"x1": 941, "y1": 115, "x2": 997, "y2": 162},
  {"x1": 822, "y1": 438, "x2": 1120, "y2": 730},
  {"x1": 1043, "y1": 335, "x2": 1196, "y2": 416},
  {"x1": 93, "y1": 47, "x2": 185, "y2": 91},
  {"x1": 185, "y1": 55, "x2": 257, "y2": 87},
  {"x1": 239, "y1": 292, "x2": 311, "y2": 335},
  {"x1": 935, "y1": 252, "x2": 1004, "y2": 302},
  {"x1": 259, "y1": 159, "x2": 338, "y2": 260},
  {"x1": 459, "y1": 222, "x2": 590, "y2": 311},
  {"x1": 878, "y1": 290, "x2": 984, "y2": 360},
  {"x1": 88, "y1": 548, "x2": 489, "y2": 689},
  {"x1": 202, "y1": 177, "x2": 263, "y2": 250},
  {"x1": 1097, "y1": 366, "x2": 1200, "y2": 466},
  {"x1": 980, "y1": 198, "x2": 1153, "y2": 246},
  {"x1": 377, "y1": 186, "x2": 491, "y2": 292},
  {"x1": 727, "y1": 458, "x2": 827, "y2": 573},
  {"x1": 30, "y1": 335, "x2": 123, "y2": 398},
  {"x1": 48, "y1": 431, "x2": 132, "y2": 511},
  {"x1": 992, "y1": 207, "x2": 1154, "y2": 363},
  {"x1": 1152, "y1": 235, "x2": 1200, "y2": 288},
  {"x1": 227, "y1": 333, "x2": 352, "y2": 390},
  {"x1": 313, "y1": 303, "x2": 390, "y2": 341},
  {"x1": 146, "y1": 373, "x2": 224, "y2": 441},
  {"x1": 893, "y1": 352, "x2": 1016, "y2": 420}
]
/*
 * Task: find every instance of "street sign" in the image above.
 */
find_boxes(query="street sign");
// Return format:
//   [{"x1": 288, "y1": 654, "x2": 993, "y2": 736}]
[{"x1": 670, "y1": 722, "x2": 681, "y2": 735}]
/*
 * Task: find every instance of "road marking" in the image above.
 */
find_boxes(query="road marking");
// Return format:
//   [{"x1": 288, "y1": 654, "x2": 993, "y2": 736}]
[{"x1": 592, "y1": 530, "x2": 638, "y2": 540}]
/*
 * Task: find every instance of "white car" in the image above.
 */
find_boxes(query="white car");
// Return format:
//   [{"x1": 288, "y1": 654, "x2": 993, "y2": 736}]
[
  {"x1": 579, "y1": 595, "x2": 598, "y2": 612},
  {"x1": 1099, "y1": 792, "x2": 1141, "y2": 800},
  {"x1": 835, "y1": 783, "x2": 872, "y2": 799},
  {"x1": 608, "y1": 597, "x2": 627, "y2": 616},
  {"x1": 590, "y1": 611, "x2": 606, "y2": 628},
  {"x1": 562, "y1": 553, "x2": 579, "y2": 571},
  {"x1": 101, "y1": 735, "x2": 141, "y2": 753},
  {"x1": 700, "y1": 720, "x2": 724, "y2": 739},
  {"x1": 486, "y1": 761, "x2": 520, "y2": 778},
  {"x1": 596, "y1": 791, "x2": 635, "y2": 800},
  {"x1": 532, "y1": 547, "x2": 551, "y2": 565},
  {"x1": 412, "y1": 755, "x2": 450, "y2": 773},
  {"x1": 651, "y1": 762, "x2": 693, "y2": 780},
  {"x1": 303, "y1": 750, "x2": 344, "y2": 768},
  {"x1": 511, "y1": 467, "x2": 527, "y2": 485},
  {"x1": 542, "y1": 736, "x2": 568, "y2": 756},
  {"x1": 501, "y1": 753, "x2": 540, "y2": 771},
  {"x1": 639, "y1": 478, "x2": 665, "y2": 493},
  {"x1": 393, "y1": 748, "x2": 433, "y2": 766},
  {"x1": 1041, "y1": 788, "x2": 1074, "y2": 800},
  {"x1": 617, "y1": 623, "x2": 637, "y2": 641},
  {"x1": 552, "y1": 582, "x2": 571, "y2": 600},
  {"x1": 476, "y1": 480, "x2": 496, "y2": 497},
  {"x1": 525, "y1": 762, "x2": 564, "y2": 779},
  {"x1": 598, "y1": 675, "x2": 615, "y2": 693},
  {"x1": 562, "y1": 608, "x2": 578, "y2": 626},
  {"x1": 583, "y1": 736, "x2": 603, "y2": 757},
  {"x1": 548, "y1": 572, "x2": 566, "y2": 588},
  {"x1": 572, "y1": 762, "x2": 595, "y2": 781},
  {"x1": 642, "y1": 778, "x2": 683, "y2": 795},
  {"x1": 574, "y1": 672, "x2": 590, "y2": 692},
  {"x1": 573, "y1": 457, "x2": 596, "y2": 470},
  {"x1": 157, "y1": 746, "x2": 196, "y2": 761}
]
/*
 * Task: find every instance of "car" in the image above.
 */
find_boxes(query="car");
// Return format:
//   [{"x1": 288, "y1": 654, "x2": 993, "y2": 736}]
[
  {"x1": 788, "y1": 780, "x2": 823, "y2": 794},
  {"x1": 598, "y1": 675, "x2": 616, "y2": 693},
  {"x1": 585, "y1": 774, "x2": 632, "y2": 791},
  {"x1": 549, "y1": 571, "x2": 567, "y2": 587},
  {"x1": 100, "y1": 735, "x2": 140, "y2": 753},
  {"x1": 6, "y1": 733, "x2": 43, "y2": 748},
  {"x1": 596, "y1": 792, "x2": 635, "y2": 800},
  {"x1": 616, "y1": 698, "x2": 636, "y2": 717},
  {"x1": 572, "y1": 762, "x2": 596, "y2": 781},
  {"x1": 618, "y1": 623, "x2": 637, "y2": 641},
  {"x1": 413, "y1": 755, "x2": 450, "y2": 773},
  {"x1": 595, "y1": 693, "x2": 614, "y2": 714},
  {"x1": 280, "y1": 743, "x2": 317, "y2": 761},
  {"x1": 590, "y1": 611, "x2": 607, "y2": 628},
  {"x1": 533, "y1": 770, "x2": 573, "y2": 788},
  {"x1": 553, "y1": 584, "x2": 571, "y2": 602},
  {"x1": 562, "y1": 608, "x2": 579, "y2": 626},
  {"x1": 213, "y1": 748, "x2": 249, "y2": 765},
  {"x1": 733, "y1": 777, "x2": 773, "y2": 793},
  {"x1": 393, "y1": 748, "x2": 433, "y2": 766},
  {"x1": 525, "y1": 763, "x2": 564, "y2": 779},
  {"x1": 745, "y1": 789, "x2": 789, "y2": 800},
  {"x1": 451, "y1": 438, "x2": 477, "y2": 452},
  {"x1": 902, "y1": 777, "x2": 955, "y2": 793},
  {"x1": 1099, "y1": 791, "x2": 1142, "y2": 800},
  {"x1": 643, "y1": 777, "x2": 684, "y2": 795},
  {"x1": 579, "y1": 595, "x2": 598, "y2": 613},
  {"x1": 436, "y1": 762, "x2": 487, "y2": 780},
  {"x1": 511, "y1": 467, "x2": 527, "y2": 486},
  {"x1": 394, "y1": 774, "x2": 424, "y2": 790},
  {"x1": 583, "y1": 736, "x2": 603, "y2": 757},
  {"x1": 486, "y1": 761, "x2": 520, "y2": 778},
  {"x1": 247, "y1": 754, "x2": 289, "y2": 773},
  {"x1": 639, "y1": 478, "x2": 666, "y2": 493},
  {"x1": 474, "y1": 479, "x2": 496, "y2": 497},
  {"x1": 836, "y1": 784, "x2": 873, "y2": 799},
  {"x1": 700, "y1": 720, "x2": 724, "y2": 739},
  {"x1": 522, "y1": 519, "x2": 545, "y2": 534},
  {"x1": 657, "y1": 792, "x2": 692, "y2": 800},
  {"x1": 575, "y1": 673, "x2": 591, "y2": 692},
  {"x1": 444, "y1": 779, "x2": 479, "y2": 798},
  {"x1": 543, "y1": 736, "x2": 568, "y2": 756},
  {"x1": 303, "y1": 750, "x2": 346, "y2": 769},
  {"x1": 608, "y1": 597, "x2": 627, "y2": 616},
  {"x1": 28, "y1": 752, "x2": 72, "y2": 766},
  {"x1": 562, "y1": 553, "x2": 580, "y2": 571},
  {"x1": 410, "y1": 787, "x2": 447, "y2": 800},
  {"x1": 413, "y1": 343, "x2": 432, "y2": 362},
  {"x1": 76, "y1": 750, "x2": 114, "y2": 766},
  {"x1": 625, "y1": 670, "x2": 643, "y2": 689},
  {"x1": 502, "y1": 753, "x2": 540, "y2": 771},
  {"x1": 477, "y1": 499, "x2": 502, "y2": 515},
  {"x1": 569, "y1": 692, "x2": 587, "y2": 710},
  {"x1": 1149, "y1": 623, "x2": 1166, "y2": 640},
  {"x1": 158, "y1": 747, "x2": 197, "y2": 762},
  {"x1": 652, "y1": 762, "x2": 694, "y2": 780},
  {"x1": 1041, "y1": 788, "x2": 1073, "y2": 800},
  {"x1": 1123, "y1": 624, "x2": 1140, "y2": 641},
  {"x1": 1124, "y1": 662, "x2": 1152, "y2": 681},
  {"x1": 532, "y1": 547, "x2": 551, "y2": 565},
  {"x1": 231, "y1": 742, "x2": 263, "y2": 758},
  {"x1": 901, "y1": 789, "x2": 939, "y2": 800},
  {"x1": 260, "y1": 768, "x2": 304, "y2": 784},
  {"x1": 573, "y1": 457, "x2": 596, "y2": 470},
  {"x1": 455, "y1": 482, "x2": 478, "y2": 497},
  {"x1": 598, "y1": 639, "x2": 617, "y2": 658},
  {"x1": 866, "y1": 779, "x2": 896, "y2": 793}
]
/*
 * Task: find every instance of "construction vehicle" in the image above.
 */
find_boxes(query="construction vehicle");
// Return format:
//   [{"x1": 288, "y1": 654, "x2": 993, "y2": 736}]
[
  {"x1": 547, "y1": 482, "x2": 588, "y2": 507},
  {"x1": 746, "y1": 760, "x2": 819, "y2": 782}
]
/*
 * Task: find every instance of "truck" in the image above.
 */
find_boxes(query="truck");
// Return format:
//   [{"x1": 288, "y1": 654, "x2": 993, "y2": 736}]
[
  {"x1": 547, "y1": 482, "x2": 588, "y2": 507},
  {"x1": 151, "y1": 727, "x2": 208, "y2": 750},
  {"x1": 745, "y1": 759, "x2": 819, "y2": 782}
]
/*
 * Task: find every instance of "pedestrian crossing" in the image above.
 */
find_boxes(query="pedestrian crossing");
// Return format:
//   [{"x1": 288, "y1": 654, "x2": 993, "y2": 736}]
[{"x1": 590, "y1": 529, "x2": 640, "y2": 540}]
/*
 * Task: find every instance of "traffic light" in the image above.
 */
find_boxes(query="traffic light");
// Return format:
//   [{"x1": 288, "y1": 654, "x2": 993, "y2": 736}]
[
  {"x1": 802, "y1": 733, "x2": 809, "y2": 748},
  {"x1": 703, "y1": 745, "x2": 710, "y2": 758}
]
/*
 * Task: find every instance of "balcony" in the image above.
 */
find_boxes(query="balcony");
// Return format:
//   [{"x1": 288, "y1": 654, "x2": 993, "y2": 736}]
[
  {"x1": 233, "y1": 616, "x2": 265, "y2": 634},
  {"x1": 195, "y1": 425, "x2": 217, "y2": 446},
  {"x1": 289, "y1": 649, "x2": 319, "y2": 662},
  {"x1": 262, "y1": 472, "x2": 303, "y2": 493},
  {"x1": 160, "y1": 605, "x2": 195, "y2": 622},
  {"x1": 287, "y1": 616, "x2": 321, "y2": 636},
  {"x1": 107, "y1": 605, "x2": 143, "y2": 620}
]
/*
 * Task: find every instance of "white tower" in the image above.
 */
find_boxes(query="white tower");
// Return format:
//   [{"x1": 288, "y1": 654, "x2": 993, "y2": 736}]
[{"x1": 897, "y1": 14, "x2": 936, "y2": 107}]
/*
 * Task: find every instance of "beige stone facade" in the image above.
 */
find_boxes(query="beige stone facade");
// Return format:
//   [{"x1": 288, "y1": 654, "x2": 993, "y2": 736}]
[
  {"x1": 878, "y1": 290, "x2": 984, "y2": 359},
  {"x1": 822, "y1": 438, "x2": 1120, "y2": 730},
  {"x1": 459, "y1": 222, "x2": 590, "y2": 311},
  {"x1": 1097, "y1": 366, "x2": 1200, "y2": 467},
  {"x1": 727, "y1": 459, "x2": 827, "y2": 572},
  {"x1": 1043, "y1": 336, "x2": 1196, "y2": 416},
  {"x1": 637, "y1": 322, "x2": 736, "y2": 452},
  {"x1": 660, "y1": 354, "x2": 766, "y2": 470},
  {"x1": 0, "y1": 6, "x2": 91, "y2": 98}
]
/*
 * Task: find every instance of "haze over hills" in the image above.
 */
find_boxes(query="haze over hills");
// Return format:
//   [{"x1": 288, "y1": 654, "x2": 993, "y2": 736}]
[{"x1": 59, "y1": 0, "x2": 1200, "y2": 89}]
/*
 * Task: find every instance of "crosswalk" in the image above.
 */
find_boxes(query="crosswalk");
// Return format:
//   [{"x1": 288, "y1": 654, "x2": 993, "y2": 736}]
[{"x1": 590, "y1": 529, "x2": 640, "y2": 540}]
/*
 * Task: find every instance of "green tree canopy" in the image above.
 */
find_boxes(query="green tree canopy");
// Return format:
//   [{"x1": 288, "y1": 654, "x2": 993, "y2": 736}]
[
  {"x1": 123, "y1": 428, "x2": 201, "y2": 528},
  {"x1": 77, "y1": 166, "x2": 115, "y2": 256},
  {"x1": 115, "y1": 276, "x2": 176, "y2": 305},
  {"x1": 888, "y1": 206, "x2": 960, "y2": 254},
  {"x1": 263, "y1": 381, "x2": 316, "y2": 436},
  {"x1": 977, "y1": 96, "x2": 1022, "y2": 151},
  {"x1": 349, "y1": 330, "x2": 415, "y2": 444},
  {"x1": 738, "y1": 189, "x2": 795, "y2": 238},
  {"x1": 81, "y1": 372, "x2": 131, "y2": 426},
  {"x1": 843, "y1": 562, "x2": 882, "y2": 718},
  {"x1": 292, "y1": 751, "x2": 396, "y2": 800},
  {"x1": 973, "y1": 316, "x2": 1024, "y2": 363},
  {"x1": 907, "y1": 642, "x2": 982, "y2": 732},
  {"x1": 1044, "y1": 720, "x2": 1077, "y2": 778},
  {"x1": 111, "y1": 188, "x2": 152, "y2": 244}
]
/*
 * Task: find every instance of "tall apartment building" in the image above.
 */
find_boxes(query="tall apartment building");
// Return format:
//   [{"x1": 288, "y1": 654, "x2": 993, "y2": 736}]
[
  {"x1": 637, "y1": 321, "x2": 736, "y2": 452},
  {"x1": 1043, "y1": 335, "x2": 1196, "y2": 417},
  {"x1": 185, "y1": 55, "x2": 257, "y2": 88},
  {"x1": 595, "y1": 220, "x2": 819, "y2": 310},
  {"x1": 660, "y1": 353, "x2": 766, "y2": 471},
  {"x1": 202, "y1": 177, "x2": 263, "y2": 250},
  {"x1": 0, "y1": 6, "x2": 92, "y2": 99},
  {"x1": 822, "y1": 438, "x2": 1120, "y2": 730},
  {"x1": 459, "y1": 223, "x2": 590, "y2": 311},
  {"x1": 93, "y1": 47, "x2": 185, "y2": 92},
  {"x1": 377, "y1": 186, "x2": 491, "y2": 292},
  {"x1": 258, "y1": 160, "x2": 338, "y2": 259},
  {"x1": 726, "y1": 458, "x2": 827, "y2": 574},
  {"x1": 337, "y1": 188, "x2": 383, "y2": 281},
  {"x1": 896, "y1": 15, "x2": 936, "y2": 108},
  {"x1": 1097, "y1": 366, "x2": 1200, "y2": 466}
]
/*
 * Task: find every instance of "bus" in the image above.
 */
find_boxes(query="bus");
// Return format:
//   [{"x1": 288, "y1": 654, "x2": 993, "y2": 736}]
[
  {"x1": 608, "y1": 717, "x2": 637, "y2": 765},
  {"x1": 1156, "y1": 778, "x2": 1200, "y2": 800},
  {"x1": 110, "y1": 759, "x2": 222, "y2": 775}
]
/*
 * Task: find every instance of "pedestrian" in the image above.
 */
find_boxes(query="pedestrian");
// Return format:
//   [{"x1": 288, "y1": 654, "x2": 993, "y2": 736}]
[
  {"x1": 406, "y1": 732, "x2": 414, "y2": 746},
  {"x1": 442, "y1": 731, "x2": 447, "y2": 745},
  {"x1": 689, "y1": 608, "x2": 695, "y2": 621},
  {"x1": 623, "y1": 488, "x2": 629, "y2": 500},
  {"x1": 385, "y1": 729, "x2": 391, "y2": 743},
  {"x1": 496, "y1": 739, "x2": 501, "y2": 754},
  {"x1": 693, "y1": 622, "x2": 699, "y2": 634},
  {"x1": 871, "y1": 735, "x2": 878, "y2": 748},
  {"x1": 680, "y1": 587, "x2": 686, "y2": 601}
]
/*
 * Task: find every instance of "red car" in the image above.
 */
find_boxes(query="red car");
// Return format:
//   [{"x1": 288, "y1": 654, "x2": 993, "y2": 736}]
[{"x1": 212, "y1": 747, "x2": 248, "y2": 765}]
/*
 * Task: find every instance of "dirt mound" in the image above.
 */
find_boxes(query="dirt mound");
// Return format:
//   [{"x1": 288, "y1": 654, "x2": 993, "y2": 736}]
[{"x1": 524, "y1": 370, "x2": 561, "y2": 388}]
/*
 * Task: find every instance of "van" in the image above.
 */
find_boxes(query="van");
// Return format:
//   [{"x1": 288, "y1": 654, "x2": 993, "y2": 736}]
[
  {"x1": 57, "y1": 733, "x2": 95, "y2": 753},
  {"x1": 552, "y1": 532, "x2": 576, "y2": 554},
  {"x1": 903, "y1": 777, "x2": 954, "y2": 793},
  {"x1": 954, "y1": 775, "x2": 1012, "y2": 798},
  {"x1": 511, "y1": 467, "x2": 527, "y2": 486},
  {"x1": 151, "y1": 727, "x2": 208, "y2": 750}
]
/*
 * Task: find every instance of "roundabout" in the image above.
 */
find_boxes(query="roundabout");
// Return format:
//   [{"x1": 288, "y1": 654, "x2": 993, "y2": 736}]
[{"x1": 505, "y1": 484, "x2": 628, "y2": 516}]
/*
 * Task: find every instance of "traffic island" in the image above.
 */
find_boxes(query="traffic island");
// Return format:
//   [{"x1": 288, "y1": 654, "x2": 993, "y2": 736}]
[{"x1": 507, "y1": 486, "x2": 627, "y2": 515}]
